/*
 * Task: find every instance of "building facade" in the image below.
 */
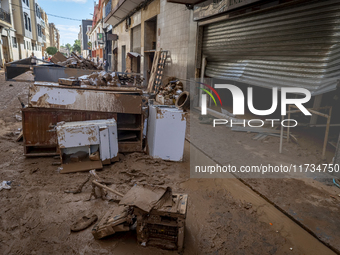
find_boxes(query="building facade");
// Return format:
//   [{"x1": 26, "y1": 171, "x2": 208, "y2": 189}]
[
  {"x1": 88, "y1": 0, "x2": 104, "y2": 63},
  {"x1": 41, "y1": 10, "x2": 50, "y2": 58},
  {"x1": 49, "y1": 23, "x2": 60, "y2": 51},
  {"x1": 80, "y1": 19, "x2": 92, "y2": 58},
  {"x1": 30, "y1": 1, "x2": 45, "y2": 59},
  {"x1": 12, "y1": 0, "x2": 33, "y2": 59},
  {"x1": 104, "y1": 0, "x2": 197, "y2": 88},
  {"x1": 0, "y1": 0, "x2": 17, "y2": 64},
  {"x1": 12, "y1": 0, "x2": 50, "y2": 60}
]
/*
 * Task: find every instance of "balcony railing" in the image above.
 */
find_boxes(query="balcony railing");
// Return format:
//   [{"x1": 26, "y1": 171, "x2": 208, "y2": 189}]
[
  {"x1": 105, "y1": 0, "x2": 112, "y2": 18},
  {"x1": 0, "y1": 8, "x2": 11, "y2": 24}
]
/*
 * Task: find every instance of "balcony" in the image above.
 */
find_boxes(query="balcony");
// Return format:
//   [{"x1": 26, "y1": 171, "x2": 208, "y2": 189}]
[
  {"x1": 105, "y1": 0, "x2": 112, "y2": 19},
  {"x1": 42, "y1": 34, "x2": 46, "y2": 42},
  {"x1": 104, "y1": 0, "x2": 145, "y2": 26},
  {"x1": 0, "y1": 8, "x2": 11, "y2": 25}
]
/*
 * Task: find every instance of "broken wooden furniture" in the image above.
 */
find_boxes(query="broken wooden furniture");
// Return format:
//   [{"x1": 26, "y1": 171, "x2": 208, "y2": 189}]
[
  {"x1": 22, "y1": 108, "x2": 116, "y2": 157},
  {"x1": 55, "y1": 119, "x2": 118, "y2": 173},
  {"x1": 134, "y1": 193, "x2": 188, "y2": 252},
  {"x1": 91, "y1": 184, "x2": 188, "y2": 252},
  {"x1": 92, "y1": 206, "x2": 133, "y2": 240},
  {"x1": 23, "y1": 82, "x2": 144, "y2": 156},
  {"x1": 119, "y1": 185, "x2": 187, "y2": 252}
]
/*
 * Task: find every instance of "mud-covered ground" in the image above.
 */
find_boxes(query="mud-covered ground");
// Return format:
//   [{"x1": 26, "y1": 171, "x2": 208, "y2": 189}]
[{"x1": 0, "y1": 71, "x2": 337, "y2": 254}]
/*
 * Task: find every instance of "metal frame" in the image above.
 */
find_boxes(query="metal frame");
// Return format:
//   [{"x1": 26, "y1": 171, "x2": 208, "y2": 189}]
[{"x1": 281, "y1": 105, "x2": 332, "y2": 160}]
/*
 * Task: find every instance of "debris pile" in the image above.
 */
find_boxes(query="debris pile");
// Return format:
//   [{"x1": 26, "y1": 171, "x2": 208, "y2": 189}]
[
  {"x1": 56, "y1": 52, "x2": 104, "y2": 70},
  {"x1": 155, "y1": 78, "x2": 184, "y2": 105},
  {"x1": 58, "y1": 71, "x2": 145, "y2": 87},
  {"x1": 89, "y1": 179, "x2": 188, "y2": 252},
  {"x1": 77, "y1": 71, "x2": 119, "y2": 87}
]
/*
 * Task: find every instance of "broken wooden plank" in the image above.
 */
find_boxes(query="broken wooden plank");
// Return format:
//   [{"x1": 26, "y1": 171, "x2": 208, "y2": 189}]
[
  {"x1": 58, "y1": 78, "x2": 80, "y2": 86},
  {"x1": 92, "y1": 180, "x2": 124, "y2": 197},
  {"x1": 16, "y1": 130, "x2": 23, "y2": 142},
  {"x1": 60, "y1": 160, "x2": 103, "y2": 174},
  {"x1": 118, "y1": 133, "x2": 137, "y2": 141}
]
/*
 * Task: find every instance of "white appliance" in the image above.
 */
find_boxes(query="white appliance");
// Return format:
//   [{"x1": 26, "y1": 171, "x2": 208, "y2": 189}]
[
  {"x1": 56, "y1": 119, "x2": 118, "y2": 173},
  {"x1": 147, "y1": 104, "x2": 187, "y2": 161}
]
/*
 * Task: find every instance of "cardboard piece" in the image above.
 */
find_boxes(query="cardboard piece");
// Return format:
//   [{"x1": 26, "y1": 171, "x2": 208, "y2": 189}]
[
  {"x1": 119, "y1": 185, "x2": 172, "y2": 213},
  {"x1": 51, "y1": 51, "x2": 67, "y2": 64},
  {"x1": 60, "y1": 160, "x2": 103, "y2": 174}
]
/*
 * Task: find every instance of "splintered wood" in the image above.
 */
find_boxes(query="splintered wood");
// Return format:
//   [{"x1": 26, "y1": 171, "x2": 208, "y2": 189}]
[
  {"x1": 147, "y1": 50, "x2": 167, "y2": 93},
  {"x1": 56, "y1": 52, "x2": 103, "y2": 70}
]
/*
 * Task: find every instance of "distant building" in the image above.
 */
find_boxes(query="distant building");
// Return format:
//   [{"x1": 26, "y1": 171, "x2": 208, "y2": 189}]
[
  {"x1": 80, "y1": 19, "x2": 92, "y2": 58},
  {"x1": 88, "y1": 0, "x2": 104, "y2": 63},
  {"x1": 41, "y1": 10, "x2": 50, "y2": 57},
  {"x1": 30, "y1": 1, "x2": 45, "y2": 59},
  {"x1": 0, "y1": 0, "x2": 16, "y2": 63},
  {"x1": 49, "y1": 23, "x2": 60, "y2": 51},
  {"x1": 12, "y1": 0, "x2": 37, "y2": 59}
]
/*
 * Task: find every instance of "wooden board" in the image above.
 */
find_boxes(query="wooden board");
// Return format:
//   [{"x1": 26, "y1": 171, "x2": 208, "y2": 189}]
[
  {"x1": 153, "y1": 51, "x2": 168, "y2": 93},
  {"x1": 147, "y1": 51, "x2": 161, "y2": 93},
  {"x1": 60, "y1": 160, "x2": 103, "y2": 174}
]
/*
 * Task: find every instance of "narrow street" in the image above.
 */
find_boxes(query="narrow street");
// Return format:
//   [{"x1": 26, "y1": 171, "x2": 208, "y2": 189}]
[{"x1": 1, "y1": 0, "x2": 340, "y2": 253}]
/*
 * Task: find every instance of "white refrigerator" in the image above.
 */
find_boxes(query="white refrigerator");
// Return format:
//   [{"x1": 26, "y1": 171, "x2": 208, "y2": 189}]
[{"x1": 147, "y1": 104, "x2": 187, "y2": 161}]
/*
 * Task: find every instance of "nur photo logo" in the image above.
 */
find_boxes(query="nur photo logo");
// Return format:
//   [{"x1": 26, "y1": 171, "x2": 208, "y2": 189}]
[{"x1": 200, "y1": 84, "x2": 312, "y2": 128}]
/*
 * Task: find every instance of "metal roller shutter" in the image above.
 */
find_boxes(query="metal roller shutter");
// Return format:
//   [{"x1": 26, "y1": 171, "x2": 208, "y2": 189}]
[{"x1": 202, "y1": 0, "x2": 340, "y2": 95}]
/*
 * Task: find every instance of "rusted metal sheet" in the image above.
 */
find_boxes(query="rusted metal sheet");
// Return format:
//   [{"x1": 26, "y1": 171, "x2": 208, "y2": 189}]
[
  {"x1": 33, "y1": 65, "x2": 98, "y2": 82},
  {"x1": 22, "y1": 107, "x2": 117, "y2": 156},
  {"x1": 29, "y1": 83, "x2": 142, "y2": 114},
  {"x1": 193, "y1": 0, "x2": 262, "y2": 21}
]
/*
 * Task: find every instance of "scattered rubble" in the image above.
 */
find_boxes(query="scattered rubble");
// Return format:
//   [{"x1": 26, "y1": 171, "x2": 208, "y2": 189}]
[
  {"x1": 0, "y1": 181, "x2": 11, "y2": 191},
  {"x1": 54, "y1": 52, "x2": 104, "y2": 70},
  {"x1": 155, "y1": 78, "x2": 183, "y2": 105}
]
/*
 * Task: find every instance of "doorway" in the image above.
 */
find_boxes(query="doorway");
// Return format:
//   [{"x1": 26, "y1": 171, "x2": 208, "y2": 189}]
[
  {"x1": 144, "y1": 16, "x2": 157, "y2": 85},
  {"x1": 1, "y1": 36, "x2": 10, "y2": 63}
]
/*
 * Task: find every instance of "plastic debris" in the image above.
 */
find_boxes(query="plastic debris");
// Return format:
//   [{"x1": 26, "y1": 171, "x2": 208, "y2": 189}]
[{"x1": 0, "y1": 181, "x2": 11, "y2": 191}]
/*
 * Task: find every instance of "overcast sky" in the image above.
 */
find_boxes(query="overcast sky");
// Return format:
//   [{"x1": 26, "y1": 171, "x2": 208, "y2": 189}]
[{"x1": 36, "y1": 0, "x2": 94, "y2": 46}]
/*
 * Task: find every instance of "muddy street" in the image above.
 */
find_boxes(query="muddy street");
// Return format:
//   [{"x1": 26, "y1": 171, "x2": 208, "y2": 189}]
[{"x1": 0, "y1": 72, "x2": 337, "y2": 254}]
